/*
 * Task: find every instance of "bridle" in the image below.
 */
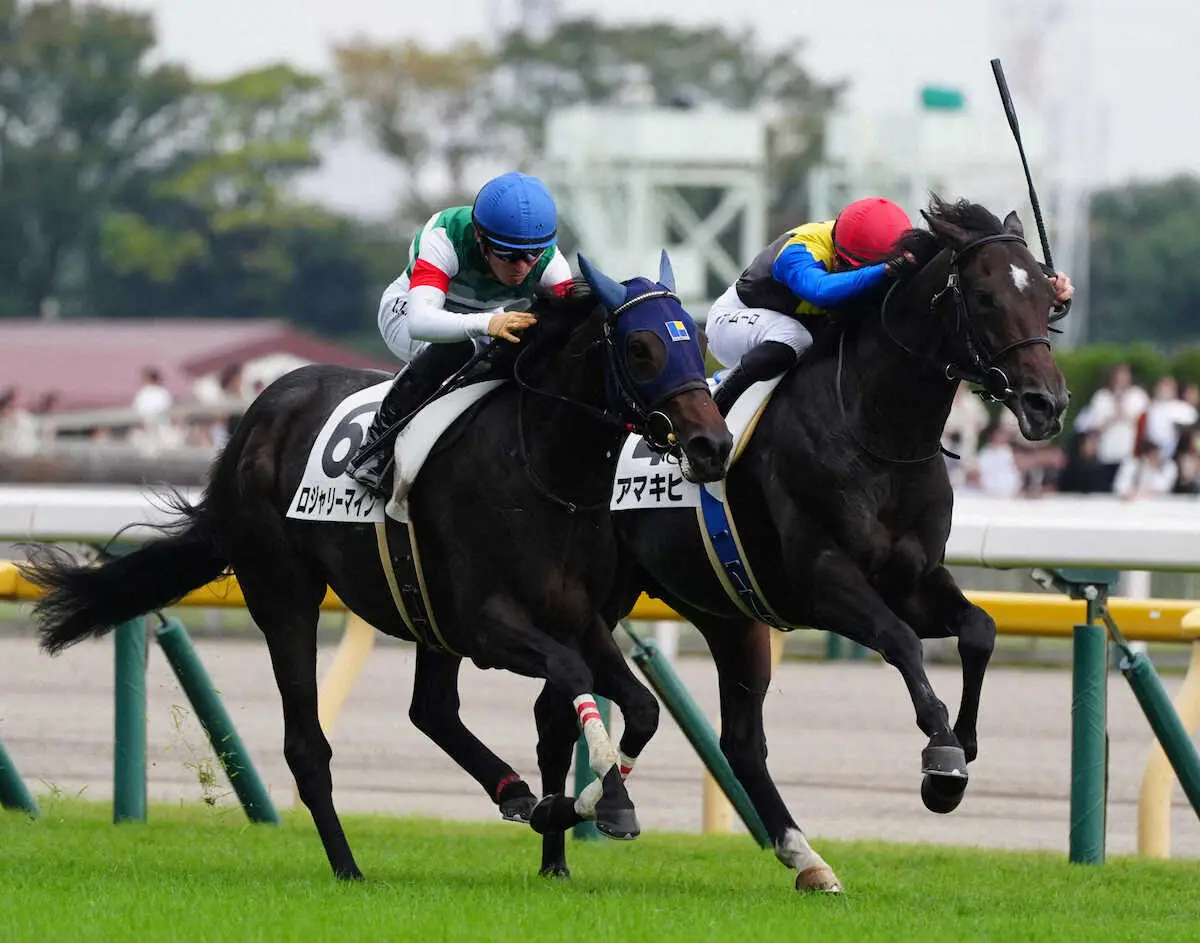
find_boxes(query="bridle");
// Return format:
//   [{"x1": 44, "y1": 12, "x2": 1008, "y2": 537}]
[
  {"x1": 837, "y1": 231, "x2": 1055, "y2": 466},
  {"x1": 884, "y1": 232, "x2": 1053, "y2": 404},
  {"x1": 511, "y1": 287, "x2": 705, "y2": 511}
]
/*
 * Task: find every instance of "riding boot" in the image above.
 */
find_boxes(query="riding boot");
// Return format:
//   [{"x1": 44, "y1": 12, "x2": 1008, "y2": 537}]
[
  {"x1": 712, "y1": 341, "x2": 799, "y2": 416},
  {"x1": 347, "y1": 340, "x2": 475, "y2": 495}
]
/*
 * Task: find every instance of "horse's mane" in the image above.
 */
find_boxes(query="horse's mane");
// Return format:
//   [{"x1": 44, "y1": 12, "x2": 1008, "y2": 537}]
[{"x1": 894, "y1": 195, "x2": 1006, "y2": 267}]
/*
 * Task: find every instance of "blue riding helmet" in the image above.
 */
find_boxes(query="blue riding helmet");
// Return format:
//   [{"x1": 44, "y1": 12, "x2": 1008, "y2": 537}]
[{"x1": 472, "y1": 172, "x2": 558, "y2": 251}]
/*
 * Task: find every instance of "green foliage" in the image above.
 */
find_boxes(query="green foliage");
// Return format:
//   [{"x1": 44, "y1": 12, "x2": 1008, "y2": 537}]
[
  {"x1": 337, "y1": 20, "x2": 839, "y2": 227},
  {"x1": 0, "y1": 1, "x2": 392, "y2": 340},
  {"x1": 1088, "y1": 175, "x2": 1200, "y2": 345}
]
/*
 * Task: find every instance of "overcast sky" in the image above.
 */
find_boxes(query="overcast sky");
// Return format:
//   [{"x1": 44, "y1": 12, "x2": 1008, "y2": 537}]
[{"x1": 115, "y1": 0, "x2": 1198, "y2": 215}]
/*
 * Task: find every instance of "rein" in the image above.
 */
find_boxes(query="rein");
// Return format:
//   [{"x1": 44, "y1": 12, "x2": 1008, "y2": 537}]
[{"x1": 836, "y1": 231, "x2": 1052, "y2": 466}]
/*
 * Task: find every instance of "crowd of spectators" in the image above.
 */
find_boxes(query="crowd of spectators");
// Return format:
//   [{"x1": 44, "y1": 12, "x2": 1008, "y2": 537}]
[{"x1": 946, "y1": 363, "x2": 1200, "y2": 499}]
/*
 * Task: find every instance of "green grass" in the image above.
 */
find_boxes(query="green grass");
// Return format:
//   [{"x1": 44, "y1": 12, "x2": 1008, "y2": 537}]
[{"x1": 2, "y1": 802, "x2": 1198, "y2": 942}]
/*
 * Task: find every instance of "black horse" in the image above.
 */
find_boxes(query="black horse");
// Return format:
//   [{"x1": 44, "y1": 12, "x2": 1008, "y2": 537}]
[
  {"x1": 22, "y1": 253, "x2": 732, "y2": 881},
  {"x1": 532, "y1": 198, "x2": 1070, "y2": 892}
]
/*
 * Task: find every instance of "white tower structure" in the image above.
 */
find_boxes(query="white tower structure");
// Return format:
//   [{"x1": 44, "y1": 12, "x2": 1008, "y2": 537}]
[{"x1": 538, "y1": 106, "x2": 769, "y2": 316}]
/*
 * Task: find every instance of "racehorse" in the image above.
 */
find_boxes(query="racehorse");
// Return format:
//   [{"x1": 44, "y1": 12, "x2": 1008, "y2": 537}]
[
  {"x1": 537, "y1": 198, "x2": 1071, "y2": 892},
  {"x1": 22, "y1": 253, "x2": 733, "y2": 882}
]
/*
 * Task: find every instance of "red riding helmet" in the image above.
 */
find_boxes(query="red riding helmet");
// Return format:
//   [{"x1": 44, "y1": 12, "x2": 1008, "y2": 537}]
[{"x1": 832, "y1": 198, "x2": 912, "y2": 267}]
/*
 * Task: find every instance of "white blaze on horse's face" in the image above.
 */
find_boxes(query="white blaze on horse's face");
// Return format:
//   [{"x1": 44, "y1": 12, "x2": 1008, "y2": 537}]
[{"x1": 1009, "y1": 263, "x2": 1031, "y2": 293}]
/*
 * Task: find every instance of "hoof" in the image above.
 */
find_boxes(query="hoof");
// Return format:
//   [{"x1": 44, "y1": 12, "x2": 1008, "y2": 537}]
[
  {"x1": 595, "y1": 805, "x2": 640, "y2": 841},
  {"x1": 539, "y1": 864, "x2": 571, "y2": 880},
  {"x1": 795, "y1": 866, "x2": 842, "y2": 894},
  {"x1": 499, "y1": 794, "x2": 537, "y2": 823},
  {"x1": 921, "y1": 774, "x2": 967, "y2": 814},
  {"x1": 334, "y1": 867, "x2": 365, "y2": 882},
  {"x1": 921, "y1": 744, "x2": 969, "y2": 779},
  {"x1": 530, "y1": 794, "x2": 583, "y2": 835},
  {"x1": 594, "y1": 767, "x2": 639, "y2": 840}
]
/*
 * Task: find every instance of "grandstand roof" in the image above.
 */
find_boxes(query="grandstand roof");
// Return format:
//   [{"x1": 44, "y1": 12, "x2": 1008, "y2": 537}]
[{"x1": 0, "y1": 319, "x2": 392, "y2": 412}]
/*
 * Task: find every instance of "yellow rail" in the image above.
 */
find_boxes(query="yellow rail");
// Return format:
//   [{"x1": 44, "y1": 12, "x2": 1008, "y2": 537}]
[{"x1": 2, "y1": 562, "x2": 1195, "y2": 643}]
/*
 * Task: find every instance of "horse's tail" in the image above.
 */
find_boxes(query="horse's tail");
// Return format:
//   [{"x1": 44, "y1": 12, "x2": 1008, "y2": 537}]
[{"x1": 21, "y1": 491, "x2": 229, "y2": 655}]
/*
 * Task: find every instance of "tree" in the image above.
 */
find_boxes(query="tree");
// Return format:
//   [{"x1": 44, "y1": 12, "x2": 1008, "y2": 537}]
[
  {"x1": 334, "y1": 39, "x2": 493, "y2": 225},
  {"x1": 334, "y1": 20, "x2": 840, "y2": 227},
  {"x1": 0, "y1": 0, "x2": 193, "y2": 317},
  {"x1": 492, "y1": 19, "x2": 839, "y2": 222},
  {"x1": 1088, "y1": 175, "x2": 1200, "y2": 345}
]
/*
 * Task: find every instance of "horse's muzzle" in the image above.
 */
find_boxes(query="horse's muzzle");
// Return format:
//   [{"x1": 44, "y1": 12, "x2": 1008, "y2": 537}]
[
  {"x1": 681, "y1": 427, "x2": 733, "y2": 483},
  {"x1": 1014, "y1": 383, "x2": 1069, "y2": 441}
]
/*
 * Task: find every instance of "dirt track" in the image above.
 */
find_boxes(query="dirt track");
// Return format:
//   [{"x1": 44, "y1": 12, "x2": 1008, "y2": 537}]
[{"x1": 2, "y1": 634, "x2": 1198, "y2": 858}]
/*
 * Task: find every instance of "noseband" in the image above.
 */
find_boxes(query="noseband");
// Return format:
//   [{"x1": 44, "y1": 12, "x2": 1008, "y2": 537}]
[{"x1": 884, "y1": 232, "x2": 1052, "y2": 404}]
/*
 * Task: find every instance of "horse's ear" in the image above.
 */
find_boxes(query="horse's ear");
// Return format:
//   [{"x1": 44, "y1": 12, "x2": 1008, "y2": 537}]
[
  {"x1": 1002, "y1": 211, "x2": 1025, "y2": 239},
  {"x1": 657, "y1": 249, "x2": 677, "y2": 293},
  {"x1": 922, "y1": 210, "x2": 973, "y2": 250},
  {"x1": 577, "y1": 253, "x2": 626, "y2": 311}
]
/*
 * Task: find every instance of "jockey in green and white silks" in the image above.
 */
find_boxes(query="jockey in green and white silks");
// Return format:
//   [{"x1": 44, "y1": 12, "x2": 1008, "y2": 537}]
[{"x1": 348, "y1": 172, "x2": 578, "y2": 495}]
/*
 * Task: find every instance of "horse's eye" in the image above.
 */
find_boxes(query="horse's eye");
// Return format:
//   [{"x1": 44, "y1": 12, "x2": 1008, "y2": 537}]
[
  {"x1": 974, "y1": 291, "x2": 997, "y2": 311},
  {"x1": 625, "y1": 331, "x2": 666, "y2": 382}
]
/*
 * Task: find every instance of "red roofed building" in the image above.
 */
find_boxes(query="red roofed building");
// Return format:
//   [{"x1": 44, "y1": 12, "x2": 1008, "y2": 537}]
[{"x1": 0, "y1": 319, "x2": 393, "y2": 412}]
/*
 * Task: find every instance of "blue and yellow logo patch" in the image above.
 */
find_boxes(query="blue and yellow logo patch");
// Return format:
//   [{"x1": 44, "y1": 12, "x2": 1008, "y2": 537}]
[{"x1": 666, "y1": 320, "x2": 690, "y2": 342}]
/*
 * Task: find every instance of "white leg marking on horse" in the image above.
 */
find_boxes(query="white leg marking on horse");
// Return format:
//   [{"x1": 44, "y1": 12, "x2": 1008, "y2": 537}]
[
  {"x1": 573, "y1": 695, "x2": 619, "y2": 776},
  {"x1": 775, "y1": 827, "x2": 827, "y2": 871},
  {"x1": 573, "y1": 776, "x2": 604, "y2": 818},
  {"x1": 1010, "y1": 263, "x2": 1030, "y2": 292}
]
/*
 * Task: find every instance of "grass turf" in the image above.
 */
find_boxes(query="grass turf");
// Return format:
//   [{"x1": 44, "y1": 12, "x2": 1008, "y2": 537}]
[{"x1": 1, "y1": 801, "x2": 1197, "y2": 942}]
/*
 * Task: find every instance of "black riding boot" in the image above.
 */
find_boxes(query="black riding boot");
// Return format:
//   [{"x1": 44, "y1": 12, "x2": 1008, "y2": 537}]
[
  {"x1": 347, "y1": 340, "x2": 475, "y2": 495},
  {"x1": 712, "y1": 340, "x2": 799, "y2": 416}
]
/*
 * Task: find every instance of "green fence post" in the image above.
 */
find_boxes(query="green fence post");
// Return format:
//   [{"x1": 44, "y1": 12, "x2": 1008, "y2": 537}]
[
  {"x1": 113, "y1": 617, "x2": 147, "y2": 824},
  {"x1": 628, "y1": 632, "x2": 771, "y2": 848},
  {"x1": 1119, "y1": 651, "x2": 1200, "y2": 820},
  {"x1": 1069, "y1": 622, "x2": 1108, "y2": 864},
  {"x1": 571, "y1": 698, "x2": 611, "y2": 841},
  {"x1": 154, "y1": 618, "x2": 279, "y2": 824},
  {"x1": 0, "y1": 739, "x2": 39, "y2": 817},
  {"x1": 825, "y1": 633, "x2": 844, "y2": 661}
]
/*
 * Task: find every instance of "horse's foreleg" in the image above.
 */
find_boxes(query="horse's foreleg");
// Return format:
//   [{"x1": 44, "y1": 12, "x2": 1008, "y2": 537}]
[
  {"x1": 408, "y1": 645, "x2": 536, "y2": 822},
  {"x1": 892, "y1": 565, "x2": 996, "y2": 765},
  {"x1": 681, "y1": 609, "x2": 840, "y2": 892},
  {"x1": 809, "y1": 548, "x2": 967, "y2": 811},
  {"x1": 477, "y1": 595, "x2": 639, "y2": 842}
]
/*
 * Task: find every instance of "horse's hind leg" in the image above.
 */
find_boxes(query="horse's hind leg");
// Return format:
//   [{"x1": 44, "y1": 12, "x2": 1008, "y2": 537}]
[
  {"x1": 235, "y1": 553, "x2": 362, "y2": 880},
  {"x1": 685, "y1": 606, "x2": 841, "y2": 892},
  {"x1": 532, "y1": 682, "x2": 577, "y2": 878},
  {"x1": 476, "y1": 595, "x2": 638, "y2": 842},
  {"x1": 892, "y1": 564, "x2": 996, "y2": 766},
  {"x1": 408, "y1": 645, "x2": 537, "y2": 822}
]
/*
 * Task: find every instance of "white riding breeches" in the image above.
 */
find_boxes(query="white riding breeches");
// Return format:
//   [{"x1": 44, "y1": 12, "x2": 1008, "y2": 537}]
[
  {"x1": 377, "y1": 275, "x2": 498, "y2": 364},
  {"x1": 705, "y1": 285, "x2": 814, "y2": 369}
]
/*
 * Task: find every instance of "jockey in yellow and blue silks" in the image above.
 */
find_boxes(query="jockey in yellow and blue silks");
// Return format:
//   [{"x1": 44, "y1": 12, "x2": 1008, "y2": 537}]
[{"x1": 706, "y1": 197, "x2": 1075, "y2": 413}]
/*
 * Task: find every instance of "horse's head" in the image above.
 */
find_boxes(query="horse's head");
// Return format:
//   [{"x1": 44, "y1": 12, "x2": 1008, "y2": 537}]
[
  {"x1": 898, "y1": 198, "x2": 1070, "y2": 441},
  {"x1": 573, "y1": 251, "x2": 731, "y2": 482}
]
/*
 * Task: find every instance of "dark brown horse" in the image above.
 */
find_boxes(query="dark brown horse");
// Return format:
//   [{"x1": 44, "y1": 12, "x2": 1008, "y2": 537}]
[{"x1": 23, "y1": 254, "x2": 732, "y2": 881}]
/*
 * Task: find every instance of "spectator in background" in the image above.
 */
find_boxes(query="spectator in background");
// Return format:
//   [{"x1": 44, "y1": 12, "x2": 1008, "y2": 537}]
[
  {"x1": 1057, "y1": 429, "x2": 1112, "y2": 494},
  {"x1": 0, "y1": 386, "x2": 38, "y2": 456},
  {"x1": 943, "y1": 384, "x2": 991, "y2": 486},
  {"x1": 1142, "y1": 375, "x2": 1197, "y2": 458},
  {"x1": 133, "y1": 366, "x2": 173, "y2": 424},
  {"x1": 1113, "y1": 439, "x2": 1177, "y2": 500},
  {"x1": 210, "y1": 363, "x2": 246, "y2": 451},
  {"x1": 975, "y1": 422, "x2": 1024, "y2": 497},
  {"x1": 1172, "y1": 424, "x2": 1200, "y2": 494},
  {"x1": 1074, "y1": 363, "x2": 1149, "y2": 477}
]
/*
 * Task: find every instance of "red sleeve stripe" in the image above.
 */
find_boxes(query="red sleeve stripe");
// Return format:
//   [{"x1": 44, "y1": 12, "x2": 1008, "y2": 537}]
[{"x1": 410, "y1": 259, "x2": 451, "y2": 293}]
